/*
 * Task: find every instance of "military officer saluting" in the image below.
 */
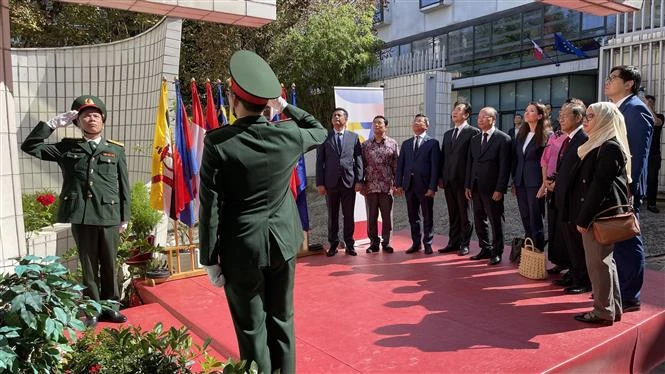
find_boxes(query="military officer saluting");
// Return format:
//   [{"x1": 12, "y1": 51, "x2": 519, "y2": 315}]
[
  {"x1": 21, "y1": 95, "x2": 130, "y2": 326},
  {"x1": 199, "y1": 51, "x2": 327, "y2": 373}
]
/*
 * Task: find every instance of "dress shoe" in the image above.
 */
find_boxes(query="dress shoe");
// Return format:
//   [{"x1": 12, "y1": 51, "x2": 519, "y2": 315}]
[
  {"x1": 405, "y1": 245, "x2": 421, "y2": 254},
  {"x1": 99, "y1": 309, "x2": 127, "y2": 323},
  {"x1": 553, "y1": 277, "x2": 574, "y2": 287},
  {"x1": 382, "y1": 245, "x2": 394, "y2": 253},
  {"x1": 366, "y1": 244, "x2": 380, "y2": 253},
  {"x1": 458, "y1": 246, "x2": 469, "y2": 256},
  {"x1": 326, "y1": 247, "x2": 338, "y2": 257},
  {"x1": 345, "y1": 248, "x2": 357, "y2": 256},
  {"x1": 574, "y1": 312, "x2": 613, "y2": 326},
  {"x1": 488, "y1": 255, "x2": 501, "y2": 265},
  {"x1": 547, "y1": 265, "x2": 567, "y2": 275},
  {"x1": 424, "y1": 245, "x2": 433, "y2": 255},
  {"x1": 622, "y1": 300, "x2": 641, "y2": 312},
  {"x1": 438, "y1": 245, "x2": 458, "y2": 254},
  {"x1": 647, "y1": 205, "x2": 660, "y2": 213},
  {"x1": 470, "y1": 251, "x2": 491, "y2": 260},
  {"x1": 564, "y1": 285, "x2": 592, "y2": 294}
]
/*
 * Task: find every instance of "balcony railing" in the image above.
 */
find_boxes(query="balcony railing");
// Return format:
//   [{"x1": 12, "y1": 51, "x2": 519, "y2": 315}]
[{"x1": 366, "y1": 50, "x2": 445, "y2": 81}]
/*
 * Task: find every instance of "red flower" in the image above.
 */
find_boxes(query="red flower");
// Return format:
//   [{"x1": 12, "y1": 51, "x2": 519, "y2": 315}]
[
  {"x1": 36, "y1": 193, "x2": 56, "y2": 207},
  {"x1": 89, "y1": 363, "x2": 102, "y2": 373}
]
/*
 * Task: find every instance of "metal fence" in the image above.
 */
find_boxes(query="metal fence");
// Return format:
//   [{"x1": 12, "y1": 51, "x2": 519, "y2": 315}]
[{"x1": 366, "y1": 50, "x2": 445, "y2": 81}]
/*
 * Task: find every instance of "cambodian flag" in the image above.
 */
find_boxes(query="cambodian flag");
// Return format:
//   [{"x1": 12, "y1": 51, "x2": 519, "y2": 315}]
[
  {"x1": 190, "y1": 79, "x2": 206, "y2": 216},
  {"x1": 174, "y1": 80, "x2": 198, "y2": 226}
]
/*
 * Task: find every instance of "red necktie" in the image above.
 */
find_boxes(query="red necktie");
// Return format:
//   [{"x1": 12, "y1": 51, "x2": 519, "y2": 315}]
[{"x1": 559, "y1": 137, "x2": 571, "y2": 161}]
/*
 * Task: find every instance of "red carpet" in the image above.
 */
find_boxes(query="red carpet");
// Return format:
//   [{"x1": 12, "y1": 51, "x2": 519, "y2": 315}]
[{"x1": 133, "y1": 231, "x2": 665, "y2": 373}]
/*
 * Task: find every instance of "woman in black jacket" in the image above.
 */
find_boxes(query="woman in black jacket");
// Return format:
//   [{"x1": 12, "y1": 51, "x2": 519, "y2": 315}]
[{"x1": 571, "y1": 102, "x2": 631, "y2": 326}]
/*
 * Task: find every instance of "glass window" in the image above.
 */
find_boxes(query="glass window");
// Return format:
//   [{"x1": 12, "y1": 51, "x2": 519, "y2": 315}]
[
  {"x1": 485, "y1": 85, "x2": 500, "y2": 110},
  {"x1": 551, "y1": 76, "x2": 569, "y2": 107},
  {"x1": 500, "y1": 82, "x2": 516, "y2": 111},
  {"x1": 448, "y1": 26, "x2": 474, "y2": 64},
  {"x1": 582, "y1": 14, "x2": 604, "y2": 31},
  {"x1": 523, "y1": 9, "x2": 543, "y2": 42},
  {"x1": 569, "y1": 75, "x2": 597, "y2": 106},
  {"x1": 413, "y1": 38, "x2": 432, "y2": 54},
  {"x1": 607, "y1": 14, "x2": 617, "y2": 33},
  {"x1": 471, "y1": 87, "x2": 485, "y2": 109},
  {"x1": 533, "y1": 78, "x2": 550, "y2": 104},
  {"x1": 420, "y1": 0, "x2": 440, "y2": 8},
  {"x1": 456, "y1": 88, "x2": 471, "y2": 103},
  {"x1": 433, "y1": 35, "x2": 444, "y2": 60},
  {"x1": 501, "y1": 113, "x2": 514, "y2": 132},
  {"x1": 516, "y1": 80, "x2": 532, "y2": 111},
  {"x1": 492, "y1": 14, "x2": 522, "y2": 56},
  {"x1": 474, "y1": 23, "x2": 491, "y2": 58},
  {"x1": 544, "y1": 6, "x2": 580, "y2": 40}
]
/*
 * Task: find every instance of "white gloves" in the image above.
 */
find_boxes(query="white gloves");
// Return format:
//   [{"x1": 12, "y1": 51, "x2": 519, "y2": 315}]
[
  {"x1": 119, "y1": 222, "x2": 128, "y2": 233},
  {"x1": 267, "y1": 97, "x2": 289, "y2": 115},
  {"x1": 204, "y1": 265, "x2": 225, "y2": 287},
  {"x1": 46, "y1": 110, "x2": 78, "y2": 129}
]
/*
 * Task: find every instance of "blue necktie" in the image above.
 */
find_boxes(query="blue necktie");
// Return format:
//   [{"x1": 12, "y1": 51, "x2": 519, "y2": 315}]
[
  {"x1": 337, "y1": 133, "x2": 343, "y2": 153},
  {"x1": 414, "y1": 136, "x2": 420, "y2": 152}
]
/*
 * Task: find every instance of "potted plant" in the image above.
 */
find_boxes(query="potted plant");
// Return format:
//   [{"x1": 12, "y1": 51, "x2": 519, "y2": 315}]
[
  {"x1": 145, "y1": 257, "x2": 171, "y2": 285},
  {"x1": 118, "y1": 183, "x2": 163, "y2": 265}
]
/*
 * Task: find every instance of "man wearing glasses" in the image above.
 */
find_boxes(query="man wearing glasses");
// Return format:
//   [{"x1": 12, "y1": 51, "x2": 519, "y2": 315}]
[{"x1": 604, "y1": 65, "x2": 654, "y2": 314}]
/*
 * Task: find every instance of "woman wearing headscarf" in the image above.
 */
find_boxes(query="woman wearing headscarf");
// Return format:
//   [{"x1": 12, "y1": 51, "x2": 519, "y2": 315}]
[{"x1": 571, "y1": 102, "x2": 631, "y2": 325}]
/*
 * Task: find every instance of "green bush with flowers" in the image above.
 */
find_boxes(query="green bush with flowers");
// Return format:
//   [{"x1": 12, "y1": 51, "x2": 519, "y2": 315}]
[{"x1": 22, "y1": 190, "x2": 59, "y2": 235}]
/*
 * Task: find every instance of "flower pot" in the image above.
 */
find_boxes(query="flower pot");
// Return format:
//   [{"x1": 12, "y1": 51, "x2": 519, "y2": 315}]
[
  {"x1": 126, "y1": 251, "x2": 153, "y2": 266},
  {"x1": 145, "y1": 268, "x2": 170, "y2": 285}
]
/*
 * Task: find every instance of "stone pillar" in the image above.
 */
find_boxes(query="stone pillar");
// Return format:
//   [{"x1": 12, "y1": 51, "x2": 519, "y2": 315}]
[{"x1": 0, "y1": 0, "x2": 25, "y2": 272}]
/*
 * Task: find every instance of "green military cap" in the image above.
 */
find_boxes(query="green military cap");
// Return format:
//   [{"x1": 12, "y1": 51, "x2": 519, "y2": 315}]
[
  {"x1": 229, "y1": 50, "x2": 281, "y2": 106},
  {"x1": 71, "y1": 95, "x2": 107, "y2": 121}
]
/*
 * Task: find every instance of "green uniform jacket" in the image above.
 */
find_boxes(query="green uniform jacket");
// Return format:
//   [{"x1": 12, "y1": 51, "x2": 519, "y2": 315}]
[
  {"x1": 21, "y1": 122, "x2": 130, "y2": 226},
  {"x1": 198, "y1": 105, "x2": 327, "y2": 275}
]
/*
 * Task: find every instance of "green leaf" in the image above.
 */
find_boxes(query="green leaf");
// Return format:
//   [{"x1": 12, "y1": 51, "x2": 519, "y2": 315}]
[
  {"x1": 44, "y1": 318, "x2": 56, "y2": 339},
  {"x1": 14, "y1": 264, "x2": 41, "y2": 277},
  {"x1": 20, "y1": 306, "x2": 37, "y2": 329},
  {"x1": 53, "y1": 307, "x2": 68, "y2": 324}
]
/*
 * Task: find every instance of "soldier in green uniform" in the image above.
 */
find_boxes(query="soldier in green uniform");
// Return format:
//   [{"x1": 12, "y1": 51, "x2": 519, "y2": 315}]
[
  {"x1": 199, "y1": 51, "x2": 327, "y2": 373},
  {"x1": 21, "y1": 95, "x2": 130, "y2": 326}
]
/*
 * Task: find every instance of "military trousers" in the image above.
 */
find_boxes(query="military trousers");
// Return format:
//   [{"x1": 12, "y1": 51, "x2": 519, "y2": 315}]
[
  {"x1": 224, "y1": 244, "x2": 296, "y2": 374},
  {"x1": 71, "y1": 224, "x2": 120, "y2": 302}
]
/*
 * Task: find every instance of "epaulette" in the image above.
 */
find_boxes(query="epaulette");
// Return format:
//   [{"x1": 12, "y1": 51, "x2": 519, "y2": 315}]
[
  {"x1": 62, "y1": 137, "x2": 85, "y2": 143},
  {"x1": 107, "y1": 139, "x2": 124, "y2": 147}
]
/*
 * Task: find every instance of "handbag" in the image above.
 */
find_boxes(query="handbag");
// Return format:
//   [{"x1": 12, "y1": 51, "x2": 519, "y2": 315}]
[
  {"x1": 509, "y1": 237, "x2": 524, "y2": 263},
  {"x1": 591, "y1": 204, "x2": 640, "y2": 245},
  {"x1": 518, "y1": 238, "x2": 547, "y2": 280}
]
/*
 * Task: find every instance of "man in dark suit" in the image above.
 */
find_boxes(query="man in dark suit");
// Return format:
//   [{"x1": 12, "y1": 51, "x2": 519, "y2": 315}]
[
  {"x1": 645, "y1": 94, "x2": 663, "y2": 213},
  {"x1": 465, "y1": 107, "x2": 512, "y2": 265},
  {"x1": 508, "y1": 113, "x2": 522, "y2": 139},
  {"x1": 316, "y1": 108, "x2": 364, "y2": 256},
  {"x1": 21, "y1": 95, "x2": 130, "y2": 326},
  {"x1": 604, "y1": 65, "x2": 654, "y2": 312},
  {"x1": 199, "y1": 51, "x2": 327, "y2": 374},
  {"x1": 547, "y1": 99, "x2": 592, "y2": 294},
  {"x1": 396, "y1": 114, "x2": 441, "y2": 254},
  {"x1": 438, "y1": 101, "x2": 479, "y2": 256}
]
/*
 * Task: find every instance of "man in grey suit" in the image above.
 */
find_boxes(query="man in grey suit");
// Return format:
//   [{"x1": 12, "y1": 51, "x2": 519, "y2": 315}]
[{"x1": 316, "y1": 108, "x2": 364, "y2": 256}]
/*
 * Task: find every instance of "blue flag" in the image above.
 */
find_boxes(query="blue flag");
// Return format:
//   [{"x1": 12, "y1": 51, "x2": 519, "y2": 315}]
[
  {"x1": 216, "y1": 83, "x2": 228, "y2": 126},
  {"x1": 292, "y1": 86, "x2": 310, "y2": 230},
  {"x1": 174, "y1": 80, "x2": 197, "y2": 226},
  {"x1": 554, "y1": 33, "x2": 587, "y2": 58}
]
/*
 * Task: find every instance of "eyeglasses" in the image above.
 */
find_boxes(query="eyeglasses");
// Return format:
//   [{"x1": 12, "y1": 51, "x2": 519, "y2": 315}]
[{"x1": 605, "y1": 75, "x2": 622, "y2": 82}]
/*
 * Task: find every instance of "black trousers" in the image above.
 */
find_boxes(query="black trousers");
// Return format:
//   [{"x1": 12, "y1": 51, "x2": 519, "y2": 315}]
[
  {"x1": 365, "y1": 192, "x2": 393, "y2": 246},
  {"x1": 546, "y1": 197, "x2": 570, "y2": 267},
  {"x1": 561, "y1": 222, "x2": 590, "y2": 288},
  {"x1": 326, "y1": 183, "x2": 356, "y2": 248},
  {"x1": 444, "y1": 183, "x2": 473, "y2": 248},
  {"x1": 471, "y1": 188, "x2": 505, "y2": 256},
  {"x1": 405, "y1": 188, "x2": 434, "y2": 246},
  {"x1": 646, "y1": 152, "x2": 661, "y2": 205},
  {"x1": 71, "y1": 224, "x2": 120, "y2": 301}
]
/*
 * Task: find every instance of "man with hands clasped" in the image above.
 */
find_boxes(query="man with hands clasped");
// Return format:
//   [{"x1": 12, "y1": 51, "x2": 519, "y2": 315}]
[
  {"x1": 198, "y1": 51, "x2": 327, "y2": 374},
  {"x1": 21, "y1": 95, "x2": 130, "y2": 326}
]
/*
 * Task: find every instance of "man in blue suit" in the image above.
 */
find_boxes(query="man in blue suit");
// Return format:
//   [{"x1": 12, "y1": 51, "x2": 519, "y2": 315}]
[
  {"x1": 316, "y1": 108, "x2": 364, "y2": 257},
  {"x1": 396, "y1": 114, "x2": 441, "y2": 254},
  {"x1": 604, "y1": 65, "x2": 654, "y2": 312}
]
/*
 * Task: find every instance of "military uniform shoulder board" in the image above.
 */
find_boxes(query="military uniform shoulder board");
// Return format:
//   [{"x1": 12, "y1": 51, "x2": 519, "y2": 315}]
[
  {"x1": 62, "y1": 137, "x2": 85, "y2": 143},
  {"x1": 107, "y1": 139, "x2": 124, "y2": 147}
]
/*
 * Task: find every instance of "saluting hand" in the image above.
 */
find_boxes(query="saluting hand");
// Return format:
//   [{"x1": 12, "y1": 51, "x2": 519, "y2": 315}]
[{"x1": 46, "y1": 110, "x2": 78, "y2": 129}]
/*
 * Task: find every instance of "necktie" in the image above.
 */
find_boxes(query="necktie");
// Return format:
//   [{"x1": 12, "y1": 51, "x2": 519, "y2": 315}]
[
  {"x1": 336, "y1": 132, "x2": 343, "y2": 153},
  {"x1": 559, "y1": 136, "x2": 571, "y2": 161},
  {"x1": 481, "y1": 133, "x2": 488, "y2": 150},
  {"x1": 414, "y1": 135, "x2": 420, "y2": 152},
  {"x1": 89, "y1": 140, "x2": 97, "y2": 150},
  {"x1": 452, "y1": 127, "x2": 459, "y2": 142}
]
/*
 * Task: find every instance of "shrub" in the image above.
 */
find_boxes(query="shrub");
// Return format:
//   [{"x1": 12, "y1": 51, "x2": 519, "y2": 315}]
[{"x1": 22, "y1": 190, "x2": 59, "y2": 235}]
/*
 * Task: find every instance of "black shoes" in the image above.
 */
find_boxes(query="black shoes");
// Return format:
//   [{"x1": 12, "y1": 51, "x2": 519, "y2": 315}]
[
  {"x1": 382, "y1": 245, "x2": 394, "y2": 253},
  {"x1": 470, "y1": 251, "x2": 491, "y2": 260},
  {"x1": 574, "y1": 312, "x2": 614, "y2": 326},
  {"x1": 564, "y1": 285, "x2": 592, "y2": 294},
  {"x1": 405, "y1": 245, "x2": 422, "y2": 254},
  {"x1": 326, "y1": 247, "x2": 338, "y2": 257},
  {"x1": 622, "y1": 300, "x2": 641, "y2": 312},
  {"x1": 424, "y1": 245, "x2": 433, "y2": 255},
  {"x1": 438, "y1": 245, "x2": 458, "y2": 254},
  {"x1": 647, "y1": 205, "x2": 660, "y2": 213},
  {"x1": 84, "y1": 314, "x2": 98, "y2": 328},
  {"x1": 345, "y1": 248, "x2": 357, "y2": 256},
  {"x1": 98, "y1": 309, "x2": 127, "y2": 323},
  {"x1": 553, "y1": 274, "x2": 574, "y2": 287},
  {"x1": 547, "y1": 265, "x2": 568, "y2": 275},
  {"x1": 366, "y1": 244, "x2": 380, "y2": 253},
  {"x1": 458, "y1": 246, "x2": 470, "y2": 256},
  {"x1": 488, "y1": 255, "x2": 501, "y2": 265}
]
